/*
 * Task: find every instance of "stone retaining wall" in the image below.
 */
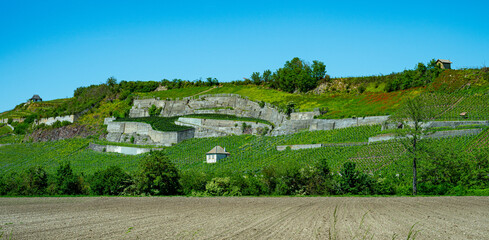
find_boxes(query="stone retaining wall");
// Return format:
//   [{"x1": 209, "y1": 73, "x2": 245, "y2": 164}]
[
  {"x1": 88, "y1": 143, "x2": 156, "y2": 155},
  {"x1": 368, "y1": 128, "x2": 484, "y2": 143},
  {"x1": 129, "y1": 95, "x2": 390, "y2": 136},
  {"x1": 176, "y1": 117, "x2": 271, "y2": 138},
  {"x1": 130, "y1": 95, "x2": 288, "y2": 126},
  {"x1": 36, "y1": 115, "x2": 75, "y2": 126},
  {"x1": 105, "y1": 120, "x2": 194, "y2": 146}
]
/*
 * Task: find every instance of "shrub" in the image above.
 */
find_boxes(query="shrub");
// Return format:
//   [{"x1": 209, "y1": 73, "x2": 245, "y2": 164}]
[
  {"x1": 22, "y1": 166, "x2": 49, "y2": 195},
  {"x1": 137, "y1": 151, "x2": 181, "y2": 195},
  {"x1": 337, "y1": 162, "x2": 373, "y2": 195},
  {"x1": 205, "y1": 177, "x2": 241, "y2": 196},
  {"x1": 90, "y1": 166, "x2": 132, "y2": 195},
  {"x1": 179, "y1": 170, "x2": 209, "y2": 195},
  {"x1": 56, "y1": 161, "x2": 83, "y2": 195}
]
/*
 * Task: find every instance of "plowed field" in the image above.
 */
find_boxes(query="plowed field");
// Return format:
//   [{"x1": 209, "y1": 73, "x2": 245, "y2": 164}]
[{"x1": 1, "y1": 197, "x2": 488, "y2": 239}]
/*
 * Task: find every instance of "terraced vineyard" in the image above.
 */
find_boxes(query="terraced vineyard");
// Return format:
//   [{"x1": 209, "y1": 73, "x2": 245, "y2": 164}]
[
  {"x1": 1, "y1": 123, "x2": 486, "y2": 177},
  {"x1": 0, "y1": 138, "x2": 145, "y2": 175},
  {"x1": 419, "y1": 90, "x2": 489, "y2": 121}
]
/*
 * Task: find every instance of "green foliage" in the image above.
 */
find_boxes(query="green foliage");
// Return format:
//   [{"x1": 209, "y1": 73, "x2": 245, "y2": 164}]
[
  {"x1": 137, "y1": 151, "x2": 181, "y2": 195},
  {"x1": 13, "y1": 122, "x2": 29, "y2": 134},
  {"x1": 205, "y1": 177, "x2": 241, "y2": 196},
  {"x1": 272, "y1": 57, "x2": 325, "y2": 93},
  {"x1": 0, "y1": 124, "x2": 12, "y2": 136},
  {"x1": 337, "y1": 162, "x2": 373, "y2": 195},
  {"x1": 115, "y1": 116, "x2": 193, "y2": 132},
  {"x1": 55, "y1": 161, "x2": 84, "y2": 195},
  {"x1": 89, "y1": 166, "x2": 132, "y2": 195},
  {"x1": 179, "y1": 169, "x2": 209, "y2": 195},
  {"x1": 386, "y1": 59, "x2": 443, "y2": 92},
  {"x1": 148, "y1": 104, "x2": 163, "y2": 116}
]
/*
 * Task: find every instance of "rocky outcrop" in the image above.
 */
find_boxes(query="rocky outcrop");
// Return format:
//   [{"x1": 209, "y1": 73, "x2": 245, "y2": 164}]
[{"x1": 30, "y1": 124, "x2": 102, "y2": 142}]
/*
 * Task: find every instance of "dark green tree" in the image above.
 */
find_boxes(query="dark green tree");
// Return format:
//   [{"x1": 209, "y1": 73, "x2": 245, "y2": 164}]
[
  {"x1": 137, "y1": 151, "x2": 181, "y2": 195},
  {"x1": 23, "y1": 166, "x2": 49, "y2": 195},
  {"x1": 312, "y1": 60, "x2": 326, "y2": 80},
  {"x1": 56, "y1": 162, "x2": 82, "y2": 195},
  {"x1": 90, "y1": 166, "x2": 132, "y2": 195},
  {"x1": 251, "y1": 72, "x2": 262, "y2": 85},
  {"x1": 338, "y1": 162, "x2": 372, "y2": 194}
]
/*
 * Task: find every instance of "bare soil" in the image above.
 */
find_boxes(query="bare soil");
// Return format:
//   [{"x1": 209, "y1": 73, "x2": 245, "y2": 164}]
[{"x1": 1, "y1": 196, "x2": 488, "y2": 239}]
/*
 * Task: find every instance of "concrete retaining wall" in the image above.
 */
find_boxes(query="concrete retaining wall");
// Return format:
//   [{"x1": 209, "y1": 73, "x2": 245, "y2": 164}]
[
  {"x1": 272, "y1": 116, "x2": 389, "y2": 136},
  {"x1": 368, "y1": 128, "x2": 484, "y2": 143},
  {"x1": 105, "y1": 121, "x2": 194, "y2": 146},
  {"x1": 36, "y1": 115, "x2": 75, "y2": 126},
  {"x1": 88, "y1": 143, "x2": 155, "y2": 155},
  {"x1": 277, "y1": 144, "x2": 323, "y2": 151},
  {"x1": 129, "y1": 95, "x2": 390, "y2": 136},
  {"x1": 176, "y1": 117, "x2": 271, "y2": 138},
  {"x1": 130, "y1": 95, "x2": 288, "y2": 126}
]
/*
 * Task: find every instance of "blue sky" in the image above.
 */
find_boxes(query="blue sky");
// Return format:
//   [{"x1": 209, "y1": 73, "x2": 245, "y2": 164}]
[{"x1": 1, "y1": 0, "x2": 488, "y2": 112}]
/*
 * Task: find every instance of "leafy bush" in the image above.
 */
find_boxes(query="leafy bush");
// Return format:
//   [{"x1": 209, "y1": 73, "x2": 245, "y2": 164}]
[
  {"x1": 137, "y1": 151, "x2": 181, "y2": 195},
  {"x1": 22, "y1": 166, "x2": 49, "y2": 195},
  {"x1": 148, "y1": 104, "x2": 162, "y2": 116},
  {"x1": 56, "y1": 161, "x2": 83, "y2": 195},
  {"x1": 337, "y1": 162, "x2": 374, "y2": 195},
  {"x1": 179, "y1": 170, "x2": 209, "y2": 195},
  {"x1": 205, "y1": 177, "x2": 240, "y2": 196},
  {"x1": 90, "y1": 166, "x2": 132, "y2": 195}
]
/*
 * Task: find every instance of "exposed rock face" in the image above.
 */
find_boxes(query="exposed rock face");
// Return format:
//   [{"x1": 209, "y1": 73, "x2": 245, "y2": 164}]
[{"x1": 30, "y1": 124, "x2": 102, "y2": 142}]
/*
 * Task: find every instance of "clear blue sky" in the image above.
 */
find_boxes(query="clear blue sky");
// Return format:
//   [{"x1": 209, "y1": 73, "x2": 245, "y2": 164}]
[{"x1": 1, "y1": 0, "x2": 488, "y2": 113}]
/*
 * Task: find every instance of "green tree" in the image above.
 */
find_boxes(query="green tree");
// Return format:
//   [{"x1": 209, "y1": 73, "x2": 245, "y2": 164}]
[
  {"x1": 90, "y1": 166, "x2": 132, "y2": 195},
  {"x1": 106, "y1": 76, "x2": 117, "y2": 87},
  {"x1": 251, "y1": 72, "x2": 262, "y2": 85},
  {"x1": 312, "y1": 60, "x2": 326, "y2": 80},
  {"x1": 338, "y1": 162, "x2": 372, "y2": 195},
  {"x1": 272, "y1": 57, "x2": 325, "y2": 93},
  {"x1": 56, "y1": 162, "x2": 82, "y2": 195},
  {"x1": 23, "y1": 166, "x2": 49, "y2": 195},
  {"x1": 391, "y1": 95, "x2": 434, "y2": 195},
  {"x1": 262, "y1": 69, "x2": 272, "y2": 86},
  {"x1": 137, "y1": 151, "x2": 181, "y2": 195}
]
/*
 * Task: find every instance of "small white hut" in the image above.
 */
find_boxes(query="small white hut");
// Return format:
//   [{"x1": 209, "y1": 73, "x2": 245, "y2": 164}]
[{"x1": 206, "y1": 146, "x2": 230, "y2": 163}]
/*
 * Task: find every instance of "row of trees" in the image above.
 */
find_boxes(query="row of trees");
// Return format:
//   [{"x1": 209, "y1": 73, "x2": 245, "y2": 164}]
[
  {"x1": 0, "y1": 151, "x2": 180, "y2": 196},
  {"x1": 2, "y1": 145, "x2": 487, "y2": 196},
  {"x1": 248, "y1": 57, "x2": 327, "y2": 93}
]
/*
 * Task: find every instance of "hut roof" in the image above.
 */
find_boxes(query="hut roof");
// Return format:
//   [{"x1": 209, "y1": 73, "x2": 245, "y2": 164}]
[
  {"x1": 206, "y1": 146, "x2": 230, "y2": 155},
  {"x1": 436, "y1": 59, "x2": 452, "y2": 64},
  {"x1": 30, "y1": 95, "x2": 42, "y2": 100}
]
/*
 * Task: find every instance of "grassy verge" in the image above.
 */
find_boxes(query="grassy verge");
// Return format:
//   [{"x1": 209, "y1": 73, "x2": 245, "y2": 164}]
[
  {"x1": 183, "y1": 114, "x2": 273, "y2": 126},
  {"x1": 114, "y1": 116, "x2": 193, "y2": 132},
  {"x1": 136, "y1": 86, "x2": 212, "y2": 99}
]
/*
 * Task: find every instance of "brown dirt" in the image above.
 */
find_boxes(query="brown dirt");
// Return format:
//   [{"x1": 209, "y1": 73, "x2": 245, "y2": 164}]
[{"x1": 1, "y1": 196, "x2": 488, "y2": 239}]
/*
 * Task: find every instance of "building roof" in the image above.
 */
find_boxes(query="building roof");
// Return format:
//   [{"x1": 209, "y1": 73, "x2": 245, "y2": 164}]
[
  {"x1": 436, "y1": 59, "x2": 452, "y2": 64},
  {"x1": 206, "y1": 146, "x2": 230, "y2": 155},
  {"x1": 30, "y1": 95, "x2": 42, "y2": 100}
]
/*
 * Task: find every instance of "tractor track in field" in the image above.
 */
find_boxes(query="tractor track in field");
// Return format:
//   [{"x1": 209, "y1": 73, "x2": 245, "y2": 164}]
[{"x1": 1, "y1": 196, "x2": 488, "y2": 240}]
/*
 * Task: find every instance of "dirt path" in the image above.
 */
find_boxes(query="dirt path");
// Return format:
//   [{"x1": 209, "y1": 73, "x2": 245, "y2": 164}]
[
  {"x1": 190, "y1": 86, "x2": 217, "y2": 98},
  {"x1": 1, "y1": 197, "x2": 488, "y2": 239}
]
